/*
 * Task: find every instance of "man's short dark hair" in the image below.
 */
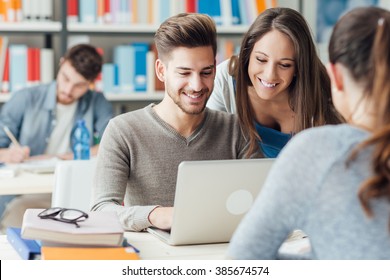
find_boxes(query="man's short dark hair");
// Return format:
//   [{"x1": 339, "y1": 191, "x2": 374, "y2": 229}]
[
  {"x1": 63, "y1": 44, "x2": 102, "y2": 81},
  {"x1": 154, "y1": 13, "x2": 217, "y2": 62}
]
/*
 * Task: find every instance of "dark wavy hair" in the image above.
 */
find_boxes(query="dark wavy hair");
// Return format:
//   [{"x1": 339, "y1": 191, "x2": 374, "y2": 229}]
[{"x1": 330, "y1": 7, "x2": 390, "y2": 226}]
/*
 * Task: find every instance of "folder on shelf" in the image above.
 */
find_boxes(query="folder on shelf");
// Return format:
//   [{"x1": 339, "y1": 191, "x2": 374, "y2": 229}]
[{"x1": 6, "y1": 227, "x2": 41, "y2": 260}]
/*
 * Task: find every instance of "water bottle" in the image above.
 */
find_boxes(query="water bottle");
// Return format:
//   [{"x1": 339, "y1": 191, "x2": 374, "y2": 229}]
[{"x1": 71, "y1": 119, "x2": 90, "y2": 160}]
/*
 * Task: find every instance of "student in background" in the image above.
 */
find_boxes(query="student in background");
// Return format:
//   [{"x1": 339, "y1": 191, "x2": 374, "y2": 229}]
[
  {"x1": 91, "y1": 13, "x2": 262, "y2": 232},
  {"x1": 207, "y1": 7, "x2": 343, "y2": 158},
  {"x1": 0, "y1": 44, "x2": 113, "y2": 231},
  {"x1": 228, "y1": 7, "x2": 390, "y2": 259}
]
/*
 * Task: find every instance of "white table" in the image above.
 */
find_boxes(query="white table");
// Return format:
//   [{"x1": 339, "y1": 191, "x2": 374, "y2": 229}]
[
  {"x1": 0, "y1": 172, "x2": 54, "y2": 195},
  {"x1": 0, "y1": 231, "x2": 229, "y2": 260},
  {"x1": 0, "y1": 230, "x2": 310, "y2": 260}
]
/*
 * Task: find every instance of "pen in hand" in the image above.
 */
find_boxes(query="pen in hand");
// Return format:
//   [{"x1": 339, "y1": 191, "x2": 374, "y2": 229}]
[
  {"x1": 3, "y1": 126, "x2": 21, "y2": 148},
  {"x1": 2, "y1": 126, "x2": 30, "y2": 163}
]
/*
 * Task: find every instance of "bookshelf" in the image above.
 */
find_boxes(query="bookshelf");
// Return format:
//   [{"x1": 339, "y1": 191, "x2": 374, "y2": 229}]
[{"x1": 0, "y1": 0, "x2": 301, "y2": 113}]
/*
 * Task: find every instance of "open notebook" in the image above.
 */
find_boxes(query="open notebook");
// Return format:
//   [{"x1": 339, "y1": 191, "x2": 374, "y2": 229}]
[{"x1": 147, "y1": 158, "x2": 274, "y2": 245}]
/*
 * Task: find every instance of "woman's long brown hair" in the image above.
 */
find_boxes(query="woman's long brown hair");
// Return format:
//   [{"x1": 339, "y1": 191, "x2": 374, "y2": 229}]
[
  {"x1": 233, "y1": 7, "x2": 343, "y2": 157},
  {"x1": 329, "y1": 7, "x2": 390, "y2": 226}
]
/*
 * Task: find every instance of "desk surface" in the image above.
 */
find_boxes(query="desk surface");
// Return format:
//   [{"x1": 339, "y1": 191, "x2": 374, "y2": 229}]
[
  {"x1": 0, "y1": 172, "x2": 54, "y2": 195},
  {"x1": 0, "y1": 231, "x2": 228, "y2": 260},
  {"x1": 0, "y1": 230, "x2": 310, "y2": 260}
]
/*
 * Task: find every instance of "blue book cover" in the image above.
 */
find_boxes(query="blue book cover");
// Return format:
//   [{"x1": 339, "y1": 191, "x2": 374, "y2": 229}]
[
  {"x1": 113, "y1": 45, "x2": 135, "y2": 93},
  {"x1": 132, "y1": 42, "x2": 149, "y2": 92},
  {"x1": 9, "y1": 44, "x2": 27, "y2": 93},
  {"x1": 231, "y1": 0, "x2": 241, "y2": 25},
  {"x1": 102, "y1": 63, "x2": 119, "y2": 94},
  {"x1": 159, "y1": 0, "x2": 170, "y2": 23},
  {"x1": 198, "y1": 0, "x2": 222, "y2": 25},
  {"x1": 80, "y1": 0, "x2": 97, "y2": 23},
  {"x1": 238, "y1": 0, "x2": 248, "y2": 25},
  {"x1": 7, "y1": 227, "x2": 41, "y2": 260}
]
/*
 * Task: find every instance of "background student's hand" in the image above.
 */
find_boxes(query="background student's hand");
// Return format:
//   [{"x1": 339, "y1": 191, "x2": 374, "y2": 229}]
[
  {"x1": 148, "y1": 206, "x2": 174, "y2": 230},
  {"x1": 2, "y1": 145, "x2": 30, "y2": 163}
]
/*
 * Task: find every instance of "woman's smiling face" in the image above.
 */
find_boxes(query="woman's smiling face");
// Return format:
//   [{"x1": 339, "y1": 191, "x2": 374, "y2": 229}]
[{"x1": 248, "y1": 29, "x2": 296, "y2": 102}]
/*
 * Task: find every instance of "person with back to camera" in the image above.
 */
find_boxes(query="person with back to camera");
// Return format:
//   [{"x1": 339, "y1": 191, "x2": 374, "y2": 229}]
[
  {"x1": 91, "y1": 13, "x2": 263, "y2": 232},
  {"x1": 228, "y1": 6, "x2": 390, "y2": 259},
  {"x1": 0, "y1": 44, "x2": 113, "y2": 231},
  {"x1": 207, "y1": 7, "x2": 343, "y2": 158}
]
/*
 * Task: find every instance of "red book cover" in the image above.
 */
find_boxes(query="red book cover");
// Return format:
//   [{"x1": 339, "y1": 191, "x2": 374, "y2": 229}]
[
  {"x1": 34, "y1": 48, "x2": 40, "y2": 84},
  {"x1": 104, "y1": 0, "x2": 111, "y2": 23},
  {"x1": 27, "y1": 47, "x2": 34, "y2": 85},
  {"x1": 2, "y1": 48, "x2": 9, "y2": 93},
  {"x1": 67, "y1": 0, "x2": 78, "y2": 22},
  {"x1": 186, "y1": 0, "x2": 196, "y2": 13}
]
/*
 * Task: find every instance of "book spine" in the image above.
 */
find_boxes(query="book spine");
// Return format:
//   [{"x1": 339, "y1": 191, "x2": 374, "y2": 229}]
[
  {"x1": 33, "y1": 48, "x2": 40, "y2": 84},
  {"x1": 14, "y1": 0, "x2": 22, "y2": 21},
  {"x1": 158, "y1": 0, "x2": 169, "y2": 23},
  {"x1": 198, "y1": 0, "x2": 222, "y2": 25},
  {"x1": 102, "y1": 63, "x2": 117, "y2": 93},
  {"x1": 104, "y1": 0, "x2": 111, "y2": 23},
  {"x1": 136, "y1": 0, "x2": 147, "y2": 24},
  {"x1": 0, "y1": 36, "x2": 9, "y2": 90},
  {"x1": 2, "y1": 48, "x2": 9, "y2": 93},
  {"x1": 220, "y1": 0, "x2": 232, "y2": 26},
  {"x1": 40, "y1": 0, "x2": 52, "y2": 21},
  {"x1": 97, "y1": 0, "x2": 105, "y2": 23},
  {"x1": 132, "y1": 42, "x2": 148, "y2": 92},
  {"x1": 146, "y1": 50, "x2": 155, "y2": 94},
  {"x1": 27, "y1": 47, "x2": 34, "y2": 87},
  {"x1": 79, "y1": 0, "x2": 96, "y2": 23},
  {"x1": 30, "y1": 0, "x2": 40, "y2": 21},
  {"x1": 40, "y1": 48, "x2": 53, "y2": 84},
  {"x1": 9, "y1": 44, "x2": 27, "y2": 92},
  {"x1": 6, "y1": 227, "x2": 41, "y2": 260},
  {"x1": 113, "y1": 45, "x2": 134, "y2": 92},
  {"x1": 185, "y1": 0, "x2": 196, "y2": 13},
  {"x1": 230, "y1": 0, "x2": 241, "y2": 25},
  {"x1": 67, "y1": 0, "x2": 79, "y2": 23},
  {"x1": 110, "y1": 0, "x2": 120, "y2": 24}
]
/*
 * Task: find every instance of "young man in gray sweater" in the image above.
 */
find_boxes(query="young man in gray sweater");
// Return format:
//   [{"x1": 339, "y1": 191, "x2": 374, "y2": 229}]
[{"x1": 91, "y1": 13, "x2": 263, "y2": 231}]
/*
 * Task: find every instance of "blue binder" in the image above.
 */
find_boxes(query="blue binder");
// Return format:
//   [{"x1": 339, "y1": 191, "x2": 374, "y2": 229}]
[{"x1": 6, "y1": 227, "x2": 41, "y2": 260}]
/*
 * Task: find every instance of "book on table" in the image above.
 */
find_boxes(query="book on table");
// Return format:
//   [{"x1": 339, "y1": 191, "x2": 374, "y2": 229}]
[
  {"x1": 21, "y1": 209, "x2": 125, "y2": 247},
  {"x1": 6, "y1": 227, "x2": 41, "y2": 260},
  {"x1": 41, "y1": 246, "x2": 140, "y2": 260}
]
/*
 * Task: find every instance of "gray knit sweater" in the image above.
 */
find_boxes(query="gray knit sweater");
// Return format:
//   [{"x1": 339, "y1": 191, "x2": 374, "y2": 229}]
[
  {"x1": 91, "y1": 104, "x2": 262, "y2": 231},
  {"x1": 229, "y1": 124, "x2": 390, "y2": 259}
]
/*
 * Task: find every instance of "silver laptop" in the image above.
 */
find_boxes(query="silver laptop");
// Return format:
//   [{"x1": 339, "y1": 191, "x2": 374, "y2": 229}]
[{"x1": 147, "y1": 158, "x2": 274, "y2": 245}]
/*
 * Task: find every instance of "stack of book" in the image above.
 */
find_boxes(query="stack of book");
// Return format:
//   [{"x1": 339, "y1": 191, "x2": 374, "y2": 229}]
[{"x1": 8, "y1": 208, "x2": 140, "y2": 260}]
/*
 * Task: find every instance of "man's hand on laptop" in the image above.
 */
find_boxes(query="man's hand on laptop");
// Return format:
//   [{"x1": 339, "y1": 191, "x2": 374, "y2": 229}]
[{"x1": 148, "y1": 206, "x2": 173, "y2": 230}]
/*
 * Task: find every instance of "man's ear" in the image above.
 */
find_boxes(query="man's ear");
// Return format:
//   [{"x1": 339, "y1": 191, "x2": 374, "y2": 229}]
[
  {"x1": 327, "y1": 63, "x2": 344, "y2": 92},
  {"x1": 59, "y1": 57, "x2": 64, "y2": 66},
  {"x1": 155, "y1": 59, "x2": 165, "y2": 82}
]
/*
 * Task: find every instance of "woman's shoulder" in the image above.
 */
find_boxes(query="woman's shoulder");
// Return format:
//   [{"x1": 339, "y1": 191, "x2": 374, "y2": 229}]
[{"x1": 285, "y1": 124, "x2": 369, "y2": 155}]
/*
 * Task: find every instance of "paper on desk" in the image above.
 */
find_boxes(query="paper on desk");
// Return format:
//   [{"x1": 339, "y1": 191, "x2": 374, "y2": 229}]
[
  {"x1": 0, "y1": 165, "x2": 19, "y2": 178},
  {"x1": 16, "y1": 158, "x2": 60, "y2": 174}
]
